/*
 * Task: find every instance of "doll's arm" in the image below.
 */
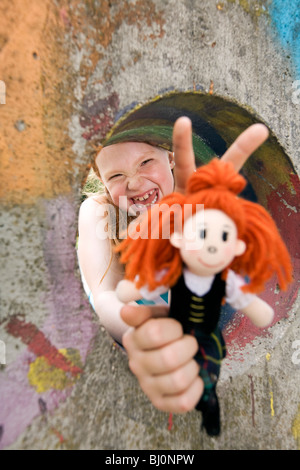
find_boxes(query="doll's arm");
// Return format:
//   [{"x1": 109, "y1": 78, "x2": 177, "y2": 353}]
[
  {"x1": 116, "y1": 279, "x2": 143, "y2": 303},
  {"x1": 226, "y1": 271, "x2": 274, "y2": 328},
  {"x1": 240, "y1": 296, "x2": 274, "y2": 328},
  {"x1": 116, "y1": 272, "x2": 169, "y2": 304}
]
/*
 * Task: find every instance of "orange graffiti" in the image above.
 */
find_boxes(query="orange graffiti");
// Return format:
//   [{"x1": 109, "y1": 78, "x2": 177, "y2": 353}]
[{"x1": 0, "y1": 0, "x2": 77, "y2": 205}]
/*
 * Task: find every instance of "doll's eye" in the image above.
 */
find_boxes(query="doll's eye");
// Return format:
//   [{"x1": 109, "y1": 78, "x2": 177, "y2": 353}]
[
  {"x1": 199, "y1": 229, "x2": 207, "y2": 239},
  {"x1": 222, "y1": 231, "x2": 229, "y2": 242}
]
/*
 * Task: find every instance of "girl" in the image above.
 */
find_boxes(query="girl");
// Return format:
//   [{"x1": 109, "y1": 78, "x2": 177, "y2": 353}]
[
  {"x1": 77, "y1": 117, "x2": 270, "y2": 415},
  {"x1": 115, "y1": 158, "x2": 292, "y2": 435}
]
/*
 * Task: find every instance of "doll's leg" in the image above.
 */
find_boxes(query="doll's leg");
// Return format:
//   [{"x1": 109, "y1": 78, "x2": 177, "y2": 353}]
[
  {"x1": 193, "y1": 332, "x2": 224, "y2": 437},
  {"x1": 188, "y1": 327, "x2": 225, "y2": 436},
  {"x1": 195, "y1": 370, "x2": 220, "y2": 437}
]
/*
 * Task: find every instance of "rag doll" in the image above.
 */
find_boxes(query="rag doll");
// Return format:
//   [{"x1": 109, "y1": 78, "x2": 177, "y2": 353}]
[{"x1": 115, "y1": 158, "x2": 293, "y2": 437}]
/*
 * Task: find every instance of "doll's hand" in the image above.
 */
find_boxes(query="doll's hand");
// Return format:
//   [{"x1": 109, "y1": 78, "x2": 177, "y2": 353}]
[
  {"x1": 241, "y1": 296, "x2": 274, "y2": 328},
  {"x1": 172, "y1": 117, "x2": 269, "y2": 193},
  {"x1": 121, "y1": 303, "x2": 204, "y2": 413},
  {"x1": 116, "y1": 279, "x2": 142, "y2": 304}
]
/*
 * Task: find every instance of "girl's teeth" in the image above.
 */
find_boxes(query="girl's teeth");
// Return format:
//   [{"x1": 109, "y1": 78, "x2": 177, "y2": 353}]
[
  {"x1": 145, "y1": 194, "x2": 157, "y2": 206},
  {"x1": 148, "y1": 194, "x2": 158, "y2": 205},
  {"x1": 133, "y1": 189, "x2": 155, "y2": 202},
  {"x1": 133, "y1": 191, "x2": 158, "y2": 208}
]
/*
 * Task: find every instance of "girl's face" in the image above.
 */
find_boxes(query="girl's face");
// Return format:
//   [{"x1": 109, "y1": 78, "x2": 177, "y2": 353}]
[
  {"x1": 171, "y1": 209, "x2": 246, "y2": 276},
  {"x1": 96, "y1": 142, "x2": 175, "y2": 214}
]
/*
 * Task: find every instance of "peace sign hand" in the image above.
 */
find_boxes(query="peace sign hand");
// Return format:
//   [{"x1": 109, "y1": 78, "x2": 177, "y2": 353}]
[{"x1": 172, "y1": 116, "x2": 269, "y2": 193}]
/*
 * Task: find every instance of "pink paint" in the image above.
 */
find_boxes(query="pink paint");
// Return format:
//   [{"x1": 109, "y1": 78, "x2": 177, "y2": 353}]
[
  {"x1": 266, "y1": 176, "x2": 300, "y2": 276},
  {"x1": 80, "y1": 92, "x2": 119, "y2": 141},
  {"x1": 0, "y1": 196, "x2": 98, "y2": 449},
  {"x1": 59, "y1": 8, "x2": 71, "y2": 29},
  {"x1": 248, "y1": 374, "x2": 256, "y2": 427}
]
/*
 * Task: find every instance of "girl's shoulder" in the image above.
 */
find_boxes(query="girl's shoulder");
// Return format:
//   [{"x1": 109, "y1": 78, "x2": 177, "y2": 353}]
[{"x1": 79, "y1": 194, "x2": 108, "y2": 220}]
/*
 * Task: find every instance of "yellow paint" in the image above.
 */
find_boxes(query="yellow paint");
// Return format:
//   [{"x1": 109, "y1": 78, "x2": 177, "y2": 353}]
[
  {"x1": 269, "y1": 381, "x2": 275, "y2": 417},
  {"x1": 226, "y1": 0, "x2": 268, "y2": 18},
  {"x1": 292, "y1": 405, "x2": 300, "y2": 450},
  {"x1": 27, "y1": 348, "x2": 82, "y2": 393}
]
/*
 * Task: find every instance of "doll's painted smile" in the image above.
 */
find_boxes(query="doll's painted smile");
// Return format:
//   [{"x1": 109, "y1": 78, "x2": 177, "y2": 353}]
[{"x1": 197, "y1": 257, "x2": 224, "y2": 269}]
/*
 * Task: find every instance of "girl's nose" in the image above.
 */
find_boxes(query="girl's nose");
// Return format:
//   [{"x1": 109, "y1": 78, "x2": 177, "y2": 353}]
[
  {"x1": 127, "y1": 174, "x2": 143, "y2": 191},
  {"x1": 207, "y1": 246, "x2": 217, "y2": 253}
]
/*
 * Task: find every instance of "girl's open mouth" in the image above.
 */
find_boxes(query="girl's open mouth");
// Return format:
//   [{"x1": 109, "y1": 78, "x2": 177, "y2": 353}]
[{"x1": 130, "y1": 188, "x2": 159, "y2": 211}]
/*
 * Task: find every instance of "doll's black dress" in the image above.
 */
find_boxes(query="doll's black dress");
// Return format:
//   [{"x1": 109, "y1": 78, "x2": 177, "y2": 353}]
[{"x1": 169, "y1": 272, "x2": 227, "y2": 436}]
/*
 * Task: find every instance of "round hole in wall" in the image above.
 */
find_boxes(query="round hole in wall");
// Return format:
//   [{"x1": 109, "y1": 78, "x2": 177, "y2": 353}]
[{"x1": 83, "y1": 90, "x2": 299, "y2": 352}]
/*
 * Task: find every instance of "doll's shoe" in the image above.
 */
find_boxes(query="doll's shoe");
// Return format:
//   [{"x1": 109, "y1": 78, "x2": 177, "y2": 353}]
[
  {"x1": 201, "y1": 403, "x2": 220, "y2": 436},
  {"x1": 197, "y1": 392, "x2": 221, "y2": 437}
]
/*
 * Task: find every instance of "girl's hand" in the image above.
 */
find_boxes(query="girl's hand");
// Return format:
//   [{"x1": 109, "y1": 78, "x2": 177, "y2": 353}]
[
  {"x1": 121, "y1": 303, "x2": 204, "y2": 413},
  {"x1": 172, "y1": 117, "x2": 269, "y2": 194}
]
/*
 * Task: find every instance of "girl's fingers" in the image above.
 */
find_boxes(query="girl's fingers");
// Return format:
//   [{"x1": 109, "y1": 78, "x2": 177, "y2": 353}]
[
  {"x1": 172, "y1": 117, "x2": 196, "y2": 193},
  {"x1": 123, "y1": 317, "x2": 183, "y2": 352},
  {"x1": 128, "y1": 334, "x2": 199, "y2": 376},
  {"x1": 150, "y1": 375, "x2": 204, "y2": 414},
  {"x1": 221, "y1": 123, "x2": 269, "y2": 172},
  {"x1": 120, "y1": 303, "x2": 169, "y2": 328},
  {"x1": 143, "y1": 359, "x2": 200, "y2": 396},
  {"x1": 172, "y1": 119, "x2": 269, "y2": 195}
]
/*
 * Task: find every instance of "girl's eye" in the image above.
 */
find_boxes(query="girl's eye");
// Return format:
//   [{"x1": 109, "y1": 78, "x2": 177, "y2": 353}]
[
  {"x1": 222, "y1": 231, "x2": 229, "y2": 242},
  {"x1": 109, "y1": 174, "x2": 122, "y2": 181},
  {"x1": 199, "y1": 229, "x2": 207, "y2": 239},
  {"x1": 141, "y1": 158, "x2": 153, "y2": 166}
]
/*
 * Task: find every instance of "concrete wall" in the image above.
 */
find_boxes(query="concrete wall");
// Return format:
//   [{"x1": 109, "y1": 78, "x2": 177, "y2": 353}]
[{"x1": 0, "y1": 0, "x2": 299, "y2": 450}]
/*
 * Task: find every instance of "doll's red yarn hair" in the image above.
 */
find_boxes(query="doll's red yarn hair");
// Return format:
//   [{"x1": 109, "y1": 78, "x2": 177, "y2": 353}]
[{"x1": 116, "y1": 158, "x2": 293, "y2": 294}]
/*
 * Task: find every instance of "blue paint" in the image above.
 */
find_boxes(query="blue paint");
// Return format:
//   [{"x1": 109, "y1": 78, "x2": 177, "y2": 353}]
[{"x1": 269, "y1": 0, "x2": 300, "y2": 77}]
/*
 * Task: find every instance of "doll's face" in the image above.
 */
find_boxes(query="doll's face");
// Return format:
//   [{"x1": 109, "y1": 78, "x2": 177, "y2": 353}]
[{"x1": 170, "y1": 209, "x2": 246, "y2": 276}]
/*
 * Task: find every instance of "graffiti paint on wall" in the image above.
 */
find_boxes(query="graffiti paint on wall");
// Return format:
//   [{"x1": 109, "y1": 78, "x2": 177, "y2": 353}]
[
  {"x1": 0, "y1": 0, "x2": 299, "y2": 450},
  {"x1": 0, "y1": 196, "x2": 99, "y2": 449},
  {"x1": 0, "y1": 0, "x2": 167, "y2": 450},
  {"x1": 269, "y1": 0, "x2": 300, "y2": 78}
]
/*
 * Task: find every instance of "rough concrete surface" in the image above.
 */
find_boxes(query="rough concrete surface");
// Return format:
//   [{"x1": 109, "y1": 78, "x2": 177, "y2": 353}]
[{"x1": 0, "y1": 0, "x2": 299, "y2": 450}]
